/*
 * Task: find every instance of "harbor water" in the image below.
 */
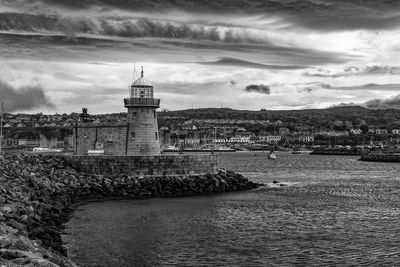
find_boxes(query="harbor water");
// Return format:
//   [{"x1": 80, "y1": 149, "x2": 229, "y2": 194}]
[{"x1": 62, "y1": 152, "x2": 400, "y2": 266}]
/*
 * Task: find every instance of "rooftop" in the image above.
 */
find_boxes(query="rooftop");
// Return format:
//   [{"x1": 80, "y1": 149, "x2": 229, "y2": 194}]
[{"x1": 131, "y1": 66, "x2": 152, "y2": 87}]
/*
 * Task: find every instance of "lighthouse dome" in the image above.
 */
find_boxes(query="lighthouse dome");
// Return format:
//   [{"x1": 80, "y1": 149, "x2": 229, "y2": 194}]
[
  {"x1": 132, "y1": 66, "x2": 152, "y2": 87},
  {"x1": 132, "y1": 76, "x2": 152, "y2": 87}
]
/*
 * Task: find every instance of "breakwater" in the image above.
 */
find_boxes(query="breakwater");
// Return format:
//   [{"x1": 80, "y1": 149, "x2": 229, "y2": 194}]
[
  {"x1": 65, "y1": 154, "x2": 218, "y2": 175},
  {"x1": 360, "y1": 152, "x2": 400, "y2": 162},
  {"x1": 0, "y1": 153, "x2": 261, "y2": 266},
  {"x1": 311, "y1": 148, "x2": 361, "y2": 156}
]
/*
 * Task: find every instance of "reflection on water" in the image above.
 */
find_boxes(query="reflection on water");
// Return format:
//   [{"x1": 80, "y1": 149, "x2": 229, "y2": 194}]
[{"x1": 63, "y1": 152, "x2": 400, "y2": 266}]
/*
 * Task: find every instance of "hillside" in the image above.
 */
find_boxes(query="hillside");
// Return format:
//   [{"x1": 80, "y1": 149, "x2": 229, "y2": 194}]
[{"x1": 158, "y1": 106, "x2": 400, "y2": 129}]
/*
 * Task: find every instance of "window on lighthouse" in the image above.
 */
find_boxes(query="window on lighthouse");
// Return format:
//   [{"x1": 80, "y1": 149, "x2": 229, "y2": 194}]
[{"x1": 140, "y1": 90, "x2": 144, "y2": 97}]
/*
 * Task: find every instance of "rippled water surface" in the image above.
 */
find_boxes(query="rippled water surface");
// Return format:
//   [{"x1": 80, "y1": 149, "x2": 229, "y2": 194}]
[{"x1": 63, "y1": 152, "x2": 400, "y2": 266}]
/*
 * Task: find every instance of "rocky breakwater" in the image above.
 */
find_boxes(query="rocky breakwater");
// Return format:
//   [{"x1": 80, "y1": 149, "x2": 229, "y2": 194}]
[
  {"x1": 360, "y1": 151, "x2": 400, "y2": 162},
  {"x1": 0, "y1": 152, "x2": 262, "y2": 266},
  {"x1": 311, "y1": 147, "x2": 361, "y2": 156}
]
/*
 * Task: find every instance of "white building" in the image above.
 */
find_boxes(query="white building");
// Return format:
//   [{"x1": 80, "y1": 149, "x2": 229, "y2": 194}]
[
  {"x1": 350, "y1": 129, "x2": 362, "y2": 135},
  {"x1": 375, "y1": 129, "x2": 388, "y2": 135},
  {"x1": 298, "y1": 135, "x2": 315, "y2": 143},
  {"x1": 266, "y1": 136, "x2": 282, "y2": 143},
  {"x1": 392, "y1": 129, "x2": 400, "y2": 135}
]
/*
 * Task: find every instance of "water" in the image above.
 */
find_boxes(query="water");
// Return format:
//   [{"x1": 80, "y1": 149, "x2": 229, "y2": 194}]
[{"x1": 63, "y1": 152, "x2": 400, "y2": 266}]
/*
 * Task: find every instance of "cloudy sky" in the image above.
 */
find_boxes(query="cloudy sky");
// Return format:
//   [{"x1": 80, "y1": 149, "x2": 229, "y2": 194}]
[{"x1": 1, "y1": 0, "x2": 400, "y2": 113}]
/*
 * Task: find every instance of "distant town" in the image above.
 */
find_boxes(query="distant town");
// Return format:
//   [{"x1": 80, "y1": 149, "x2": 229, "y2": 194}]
[{"x1": 2, "y1": 105, "x2": 400, "y2": 152}]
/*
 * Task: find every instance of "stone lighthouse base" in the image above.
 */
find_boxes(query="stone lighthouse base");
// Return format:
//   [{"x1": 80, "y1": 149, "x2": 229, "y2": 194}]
[{"x1": 64, "y1": 154, "x2": 218, "y2": 176}]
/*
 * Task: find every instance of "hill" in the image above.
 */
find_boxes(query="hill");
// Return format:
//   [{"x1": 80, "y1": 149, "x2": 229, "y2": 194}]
[{"x1": 158, "y1": 106, "x2": 400, "y2": 129}]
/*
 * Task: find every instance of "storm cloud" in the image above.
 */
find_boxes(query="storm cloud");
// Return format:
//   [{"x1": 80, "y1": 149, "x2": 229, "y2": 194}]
[
  {"x1": 200, "y1": 57, "x2": 308, "y2": 70},
  {"x1": 12, "y1": 0, "x2": 400, "y2": 31},
  {"x1": 244, "y1": 84, "x2": 271, "y2": 94},
  {"x1": 333, "y1": 94, "x2": 400, "y2": 109},
  {"x1": 365, "y1": 94, "x2": 400, "y2": 109},
  {"x1": 0, "y1": 80, "x2": 54, "y2": 112},
  {"x1": 1, "y1": 0, "x2": 400, "y2": 112}
]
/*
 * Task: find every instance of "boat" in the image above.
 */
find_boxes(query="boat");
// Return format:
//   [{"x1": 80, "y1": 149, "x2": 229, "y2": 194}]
[
  {"x1": 268, "y1": 151, "x2": 277, "y2": 160},
  {"x1": 292, "y1": 149, "x2": 312, "y2": 154},
  {"x1": 162, "y1": 145, "x2": 180, "y2": 152},
  {"x1": 32, "y1": 147, "x2": 63, "y2": 153},
  {"x1": 163, "y1": 145, "x2": 236, "y2": 153}
]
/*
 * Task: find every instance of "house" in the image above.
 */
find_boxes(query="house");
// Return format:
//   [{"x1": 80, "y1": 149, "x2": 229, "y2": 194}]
[
  {"x1": 228, "y1": 137, "x2": 247, "y2": 143},
  {"x1": 298, "y1": 135, "x2": 315, "y2": 143},
  {"x1": 392, "y1": 129, "x2": 400, "y2": 135},
  {"x1": 234, "y1": 132, "x2": 253, "y2": 143},
  {"x1": 375, "y1": 129, "x2": 388, "y2": 135},
  {"x1": 316, "y1": 131, "x2": 349, "y2": 137},
  {"x1": 18, "y1": 138, "x2": 40, "y2": 147},
  {"x1": 350, "y1": 129, "x2": 362, "y2": 135},
  {"x1": 278, "y1": 127, "x2": 290, "y2": 136},
  {"x1": 2, "y1": 138, "x2": 18, "y2": 147},
  {"x1": 266, "y1": 136, "x2": 282, "y2": 143}
]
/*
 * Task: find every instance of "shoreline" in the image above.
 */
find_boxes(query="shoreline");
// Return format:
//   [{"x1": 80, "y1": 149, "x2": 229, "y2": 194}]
[{"x1": 0, "y1": 152, "x2": 263, "y2": 266}]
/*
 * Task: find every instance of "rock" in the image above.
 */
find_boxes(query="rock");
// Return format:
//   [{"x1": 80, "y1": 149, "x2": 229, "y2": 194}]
[{"x1": 0, "y1": 152, "x2": 261, "y2": 267}]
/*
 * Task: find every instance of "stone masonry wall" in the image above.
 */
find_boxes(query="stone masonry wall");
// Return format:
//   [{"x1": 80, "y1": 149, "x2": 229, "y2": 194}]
[
  {"x1": 64, "y1": 154, "x2": 218, "y2": 176},
  {"x1": 127, "y1": 107, "x2": 160, "y2": 156},
  {"x1": 74, "y1": 123, "x2": 128, "y2": 155}
]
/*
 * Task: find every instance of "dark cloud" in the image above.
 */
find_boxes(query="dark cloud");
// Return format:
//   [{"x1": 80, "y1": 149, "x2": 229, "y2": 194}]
[
  {"x1": 199, "y1": 57, "x2": 309, "y2": 70},
  {"x1": 343, "y1": 65, "x2": 400, "y2": 76},
  {"x1": 333, "y1": 94, "x2": 400, "y2": 109},
  {"x1": 24, "y1": 0, "x2": 400, "y2": 31},
  {"x1": 0, "y1": 80, "x2": 54, "y2": 112},
  {"x1": 299, "y1": 82, "x2": 400, "y2": 91},
  {"x1": 0, "y1": 14, "x2": 267, "y2": 44},
  {"x1": 0, "y1": 32, "x2": 356, "y2": 66},
  {"x1": 0, "y1": 3, "x2": 362, "y2": 66},
  {"x1": 365, "y1": 94, "x2": 400, "y2": 109},
  {"x1": 244, "y1": 84, "x2": 270, "y2": 94},
  {"x1": 304, "y1": 65, "x2": 400, "y2": 78},
  {"x1": 159, "y1": 40, "x2": 356, "y2": 65}
]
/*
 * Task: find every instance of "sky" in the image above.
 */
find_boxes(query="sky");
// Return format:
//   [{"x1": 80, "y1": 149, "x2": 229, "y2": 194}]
[{"x1": 1, "y1": 0, "x2": 400, "y2": 113}]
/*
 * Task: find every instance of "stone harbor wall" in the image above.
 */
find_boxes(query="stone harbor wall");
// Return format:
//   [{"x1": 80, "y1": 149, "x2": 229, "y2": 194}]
[
  {"x1": 73, "y1": 123, "x2": 128, "y2": 155},
  {"x1": 64, "y1": 154, "x2": 218, "y2": 176},
  {"x1": 360, "y1": 152, "x2": 400, "y2": 162},
  {"x1": 311, "y1": 148, "x2": 361, "y2": 156},
  {"x1": 0, "y1": 153, "x2": 262, "y2": 267}
]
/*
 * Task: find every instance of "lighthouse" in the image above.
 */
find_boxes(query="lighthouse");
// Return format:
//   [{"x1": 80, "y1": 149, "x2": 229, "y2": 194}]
[{"x1": 124, "y1": 67, "x2": 161, "y2": 156}]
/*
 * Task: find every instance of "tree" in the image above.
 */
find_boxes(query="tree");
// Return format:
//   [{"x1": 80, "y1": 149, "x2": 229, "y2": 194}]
[{"x1": 360, "y1": 125, "x2": 369, "y2": 135}]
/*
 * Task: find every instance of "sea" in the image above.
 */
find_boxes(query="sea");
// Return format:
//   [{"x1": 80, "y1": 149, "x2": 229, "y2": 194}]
[{"x1": 62, "y1": 152, "x2": 400, "y2": 266}]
